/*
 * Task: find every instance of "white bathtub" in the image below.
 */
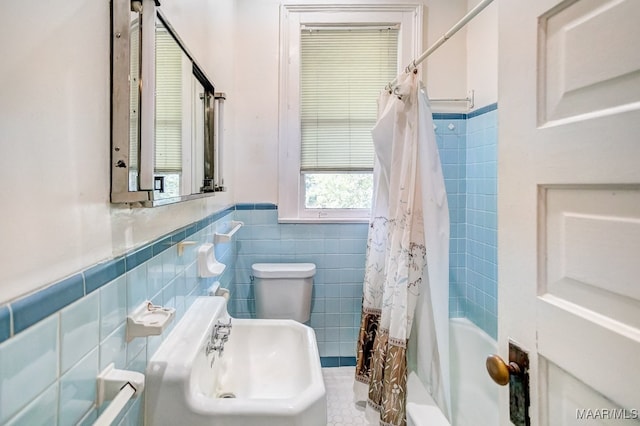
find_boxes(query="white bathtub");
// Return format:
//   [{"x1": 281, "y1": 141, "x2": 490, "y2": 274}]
[{"x1": 407, "y1": 318, "x2": 498, "y2": 426}]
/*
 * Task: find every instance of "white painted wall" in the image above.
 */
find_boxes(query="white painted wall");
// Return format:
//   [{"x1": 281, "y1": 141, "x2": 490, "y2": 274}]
[
  {"x1": 231, "y1": 0, "x2": 470, "y2": 202},
  {"x1": 0, "y1": 0, "x2": 235, "y2": 303},
  {"x1": 466, "y1": 0, "x2": 498, "y2": 108},
  {"x1": 422, "y1": 0, "x2": 470, "y2": 101}
]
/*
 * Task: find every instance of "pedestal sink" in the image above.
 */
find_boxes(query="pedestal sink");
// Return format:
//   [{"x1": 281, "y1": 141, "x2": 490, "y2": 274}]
[{"x1": 145, "y1": 297, "x2": 327, "y2": 426}]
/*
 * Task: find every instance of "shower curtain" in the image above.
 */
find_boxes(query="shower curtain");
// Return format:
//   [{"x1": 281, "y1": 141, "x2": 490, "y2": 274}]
[{"x1": 354, "y1": 71, "x2": 450, "y2": 426}]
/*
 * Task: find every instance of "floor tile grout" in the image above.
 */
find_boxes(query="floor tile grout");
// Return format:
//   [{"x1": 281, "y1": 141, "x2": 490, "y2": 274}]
[{"x1": 323, "y1": 366, "x2": 368, "y2": 425}]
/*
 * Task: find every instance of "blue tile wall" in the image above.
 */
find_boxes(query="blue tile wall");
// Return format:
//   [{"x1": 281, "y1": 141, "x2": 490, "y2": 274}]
[
  {"x1": 0, "y1": 207, "x2": 236, "y2": 425},
  {"x1": 230, "y1": 206, "x2": 367, "y2": 359},
  {"x1": 0, "y1": 315, "x2": 58, "y2": 424},
  {"x1": 12, "y1": 273, "x2": 84, "y2": 334},
  {"x1": 0, "y1": 307, "x2": 10, "y2": 343},
  {"x1": 465, "y1": 106, "x2": 498, "y2": 338},
  {"x1": 433, "y1": 117, "x2": 467, "y2": 318},
  {"x1": 433, "y1": 104, "x2": 498, "y2": 338}
]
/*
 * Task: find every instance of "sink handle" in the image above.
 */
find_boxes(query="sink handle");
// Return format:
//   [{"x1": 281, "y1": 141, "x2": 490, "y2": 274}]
[{"x1": 216, "y1": 318, "x2": 232, "y2": 328}]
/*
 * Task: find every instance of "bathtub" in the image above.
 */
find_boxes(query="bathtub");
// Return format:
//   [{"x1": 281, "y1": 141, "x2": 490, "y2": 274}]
[{"x1": 407, "y1": 318, "x2": 498, "y2": 426}]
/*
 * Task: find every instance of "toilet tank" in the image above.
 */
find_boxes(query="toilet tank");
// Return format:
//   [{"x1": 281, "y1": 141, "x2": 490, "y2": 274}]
[{"x1": 252, "y1": 263, "x2": 316, "y2": 323}]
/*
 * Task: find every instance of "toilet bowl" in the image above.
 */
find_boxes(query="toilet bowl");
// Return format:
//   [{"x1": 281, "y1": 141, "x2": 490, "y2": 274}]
[{"x1": 251, "y1": 263, "x2": 316, "y2": 323}]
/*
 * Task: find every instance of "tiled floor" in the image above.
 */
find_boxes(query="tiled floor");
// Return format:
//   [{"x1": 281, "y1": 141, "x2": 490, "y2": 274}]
[{"x1": 323, "y1": 366, "x2": 369, "y2": 425}]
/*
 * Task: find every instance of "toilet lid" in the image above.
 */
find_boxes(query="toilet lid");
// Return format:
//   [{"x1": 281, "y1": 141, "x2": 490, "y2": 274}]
[{"x1": 251, "y1": 263, "x2": 316, "y2": 278}]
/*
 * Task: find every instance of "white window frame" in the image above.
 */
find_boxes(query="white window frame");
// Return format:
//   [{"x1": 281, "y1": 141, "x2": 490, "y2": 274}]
[{"x1": 278, "y1": 3, "x2": 422, "y2": 223}]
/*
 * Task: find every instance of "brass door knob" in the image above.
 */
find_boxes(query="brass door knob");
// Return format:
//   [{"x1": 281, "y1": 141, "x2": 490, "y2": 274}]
[{"x1": 486, "y1": 354, "x2": 522, "y2": 386}]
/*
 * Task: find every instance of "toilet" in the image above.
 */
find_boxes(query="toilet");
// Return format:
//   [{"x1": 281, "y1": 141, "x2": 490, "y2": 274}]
[{"x1": 251, "y1": 263, "x2": 316, "y2": 323}]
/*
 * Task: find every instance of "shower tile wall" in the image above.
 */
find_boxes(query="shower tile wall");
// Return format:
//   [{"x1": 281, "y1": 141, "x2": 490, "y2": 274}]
[
  {"x1": 465, "y1": 107, "x2": 498, "y2": 338},
  {"x1": 433, "y1": 116, "x2": 467, "y2": 318},
  {"x1": 433, "y1": 106, "x2": 498, "y2": 338}
]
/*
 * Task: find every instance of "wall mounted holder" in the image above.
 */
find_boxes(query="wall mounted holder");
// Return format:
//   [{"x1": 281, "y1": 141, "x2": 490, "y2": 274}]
[
  {"x1": 198, "y1": 243, "x2": 226, "y2": 277},
  {"x1": 214, "y1": 220, "x2": 244, "y2": 243},
  {"x1": 94, "y1": 363, "x2": 145, "y2": 425},
  {"x1": 176, "y1": 240, "x2": 197, "y2": 256},
  {"x1": 126, "y1": 301, "x2": 175, "y2": 342},
  {"x1": 430, "y1": 90, "x2": 475, "y2": 109}
]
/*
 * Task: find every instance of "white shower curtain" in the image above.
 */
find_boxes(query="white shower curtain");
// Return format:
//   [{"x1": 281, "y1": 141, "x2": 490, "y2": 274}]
[{"x1": 354, "y1": 71, "x2": 450, "y2": 426}]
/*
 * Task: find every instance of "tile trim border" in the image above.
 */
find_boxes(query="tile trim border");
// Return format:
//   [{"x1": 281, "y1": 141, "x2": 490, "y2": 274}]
[
  {"x1": 320, "y1": 356, "x2": 357, "y2": 367},
  {"x1": 433, "y1": 102, "x2": 498, "y2": 120},
  {"x1": 235, "y1": 203, "x2": 278, "y2": 210},
  {"x1": 467, "y1": 102, "x2": 498, "y2": 119},
  {"x1": 0, "y1": 204, "x2": 277, "y2": 343},
  {"x1": 432, "y1": 112, "x2": 466, "y2": 120}
]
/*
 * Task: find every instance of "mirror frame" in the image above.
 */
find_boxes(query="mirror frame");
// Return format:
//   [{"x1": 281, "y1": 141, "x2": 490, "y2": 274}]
[{"x1": 110, "y1": 0, "x2": 220, "y2": 206}]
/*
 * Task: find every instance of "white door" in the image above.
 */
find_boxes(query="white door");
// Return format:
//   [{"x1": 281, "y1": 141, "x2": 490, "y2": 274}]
[{"x1": 498, "y1": 0, "x2": 640, "y2": 424}]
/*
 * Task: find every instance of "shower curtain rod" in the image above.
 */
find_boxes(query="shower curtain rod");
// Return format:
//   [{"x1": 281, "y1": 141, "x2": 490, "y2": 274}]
[{"x1": 388, "y1": 0, "x2": 495, "y2": 89}]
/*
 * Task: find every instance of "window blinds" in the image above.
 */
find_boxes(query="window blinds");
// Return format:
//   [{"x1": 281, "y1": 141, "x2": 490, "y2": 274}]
[
  {"x1": 300, "y1": 27, "x2": 398, "y2": 171},
  {"x1": 129, "y1": 21, "x2": 140, "y2": 171},
  {"x1": 154, "y1": 28, "x2": 183, "y2": 173}
]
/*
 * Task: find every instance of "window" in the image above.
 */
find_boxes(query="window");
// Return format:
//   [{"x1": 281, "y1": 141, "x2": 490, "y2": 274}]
[
  {"x1": 301, "y1": 27, "x2": 398, "y2": 211},
  {"x1": 279, "y1": 5, "x2": 421, "y2": 221}
]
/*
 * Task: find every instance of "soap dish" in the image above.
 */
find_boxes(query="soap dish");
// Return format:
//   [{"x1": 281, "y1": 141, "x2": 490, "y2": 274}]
[
  {"x1": 126, "y1": 302, "x2": 175, "y2": 342},
  {"x1": 198, "y1": 243, "x2": 226, "y2": 277}
]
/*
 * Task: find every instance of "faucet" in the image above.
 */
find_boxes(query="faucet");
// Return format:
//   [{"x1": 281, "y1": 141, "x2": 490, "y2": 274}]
[{"x1": 205, "y1": 318, "x2": 232, "y2": 362}]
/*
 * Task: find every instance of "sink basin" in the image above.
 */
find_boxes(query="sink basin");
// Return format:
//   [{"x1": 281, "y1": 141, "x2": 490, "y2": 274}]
[{"x1": 145, "y1": 297, "x2": 327, "y2": 426}]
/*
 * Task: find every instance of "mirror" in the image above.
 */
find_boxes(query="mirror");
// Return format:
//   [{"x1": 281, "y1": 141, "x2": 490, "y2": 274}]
[{"x1": 111, "y1": 0, "x2": 224, "y2": 206}]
